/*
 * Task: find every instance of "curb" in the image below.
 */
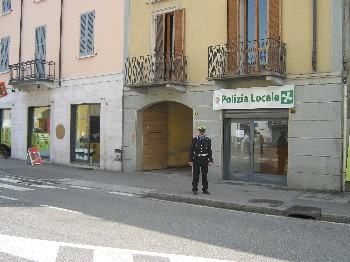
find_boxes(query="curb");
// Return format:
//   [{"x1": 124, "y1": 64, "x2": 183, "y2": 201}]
[{"x1": 143, "y1": 192, "x2": 350, "y2": 224}]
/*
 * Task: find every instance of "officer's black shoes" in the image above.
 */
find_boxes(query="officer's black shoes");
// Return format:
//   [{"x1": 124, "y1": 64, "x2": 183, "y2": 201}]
[
  {"x1": 192, "y1": 190, "x2": 198, "y2": 195},
  {"x1": 203, "y1": 190, "x2": 210, "y2": 195}
]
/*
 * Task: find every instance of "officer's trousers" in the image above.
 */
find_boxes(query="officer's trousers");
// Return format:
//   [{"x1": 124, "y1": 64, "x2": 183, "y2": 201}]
[{"x1": 192, "y1": 161, "x2": 208, "y2": 192}]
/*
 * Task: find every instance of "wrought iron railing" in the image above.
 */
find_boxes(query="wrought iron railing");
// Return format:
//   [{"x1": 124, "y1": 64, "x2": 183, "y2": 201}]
[
  {"x1": 208, "y1": 38, "x2": 286, "y2": 78},
  {"x1": 9, "y1": 60, "x2": 55, "y2": 84},
  {"x1": 124, "y1": 53, "x2": 187, "y2": 86}
]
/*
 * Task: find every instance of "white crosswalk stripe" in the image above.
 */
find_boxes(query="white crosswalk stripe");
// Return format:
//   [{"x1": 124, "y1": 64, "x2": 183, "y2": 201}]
[
  {"x1": 0, "y1": 234, "x2": 235, "y2": 262},
  {"x1": 0, "y1": 183, "x2": 34, "y2": 192}
]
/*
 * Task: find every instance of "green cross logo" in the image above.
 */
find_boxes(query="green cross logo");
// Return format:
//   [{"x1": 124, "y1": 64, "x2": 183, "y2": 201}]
[{"x1": 281, "y1": 90, "x2": 294, "y2": 104}]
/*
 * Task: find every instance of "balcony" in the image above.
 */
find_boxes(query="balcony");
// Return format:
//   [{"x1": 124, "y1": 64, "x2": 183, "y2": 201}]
[
  {"x1": 9, "y1": 60, "x2": 55, "y2": 88},
  {"x1": 124, "y1": 53, "x2": 187, "y2": 92},
  {"x1": 208, "y1": 38, "x2": 286, "y2": 84}
]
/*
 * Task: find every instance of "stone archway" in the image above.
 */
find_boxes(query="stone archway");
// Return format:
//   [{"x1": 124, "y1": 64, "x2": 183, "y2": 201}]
[{"x1": 142, "y1": 101, "x2": 192, "y2": 171}]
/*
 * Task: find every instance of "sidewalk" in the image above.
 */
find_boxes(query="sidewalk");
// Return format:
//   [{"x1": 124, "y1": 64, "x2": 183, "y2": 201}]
[{"x1": 1, "y1": 158, "x2": 350, "y2": 224}]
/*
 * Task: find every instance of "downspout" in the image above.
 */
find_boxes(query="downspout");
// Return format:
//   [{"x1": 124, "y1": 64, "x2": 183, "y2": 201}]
[
  {"x1": 121, "y1": 0, "x2": 130, "y2": 171},
  {"x1": 312, "y1": 0, "x2": 317, "y2": 72},
  {"x1": 19, "y1": 0, "x2": 24, "y2": 64},
  {"x1": 342, "y1": 0, "x2": 349, "y2": 191},
  {"x1": 58, "y1": 0, "x2": 63, "y2": 87}
]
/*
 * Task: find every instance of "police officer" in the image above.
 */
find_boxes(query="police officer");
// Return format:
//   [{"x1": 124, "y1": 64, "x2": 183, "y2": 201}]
[{"x1": 189, "y1": 125, "x2": 213, "y2": 195}]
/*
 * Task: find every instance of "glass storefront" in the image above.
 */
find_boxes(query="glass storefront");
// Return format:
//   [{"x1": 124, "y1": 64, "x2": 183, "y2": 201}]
[
  {"x1": 225, "y1": 117, "x2": 288, "y2": 185},
  {"x1": 71, "y1": 104, "x2": 100, "y2": 164},
  {"x1": 0, "y1": 109, "x2": 11, "y2": 147},
  {"x1": 29, "y1": 107, "x2": 51, "y2": 159}
]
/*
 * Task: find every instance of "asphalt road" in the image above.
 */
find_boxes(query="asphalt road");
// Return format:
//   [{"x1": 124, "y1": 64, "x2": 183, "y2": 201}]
[{"x1": 0, "y1": 172, "x2": 350, "y2": 262}]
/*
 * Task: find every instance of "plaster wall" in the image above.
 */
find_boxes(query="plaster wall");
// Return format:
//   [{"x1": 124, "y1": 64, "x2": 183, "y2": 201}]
[
  {"x1": 283, "y1": 0, "x2": 331, "y2": 74},
  {"x1": 62, "y1": 0, "x2": 125, "y2": 78},
  {"x1": 128, "y1": 0, "x2": 226, "y2": 83}
]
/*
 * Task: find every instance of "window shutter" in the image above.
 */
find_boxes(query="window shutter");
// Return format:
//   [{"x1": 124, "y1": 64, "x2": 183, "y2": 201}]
[
  {"x1": 227, "y1": 0, "x2": 239, "y2": 46},
  {"x1": 174, "y1": 8, "x2": 185, "y2": 55},
  {"x1": 35, "y1": 26, "x2": 46, "y2": 61},
  {"x1": 80, "y1": 11, "x2": 95, "y2": 56},
  {"x1": 267, "y1": 0, "x2": 280, "y2": 40},
  {"x1": 0, "y1": 37, "x2": 9, "y2": 71},
  {"x1": 2, "y1": 0, "x2": 11, "y2": 14},
  {"x1": 154, "y1": 13, "x2": 165, "y2": 80},
  {"x1": 227, "y1": 0, "x2": 240, "y2": 74}
]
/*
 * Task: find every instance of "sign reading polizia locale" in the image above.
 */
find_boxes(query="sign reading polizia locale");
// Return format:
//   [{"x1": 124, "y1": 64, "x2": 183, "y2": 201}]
[{"x1": 213, "y1": 85, "x2": 295, "y2": 110}]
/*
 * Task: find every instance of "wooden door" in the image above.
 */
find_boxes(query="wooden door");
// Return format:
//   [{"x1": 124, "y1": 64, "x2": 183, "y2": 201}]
[{"x1": 142, "y1": 103, "x2": 168, "y2": 170}]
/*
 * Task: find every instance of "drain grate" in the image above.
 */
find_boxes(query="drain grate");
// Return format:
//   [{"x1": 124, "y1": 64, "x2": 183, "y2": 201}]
[{"x1": 284, "y1": 205, "x2": 321, "y2": 220}]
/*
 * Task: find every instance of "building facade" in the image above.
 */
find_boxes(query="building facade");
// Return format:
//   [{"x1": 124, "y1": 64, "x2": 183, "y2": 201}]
[
  {"x1": 123, "y1": 0, "x2": 348, "y2": 191},
  {"x1": 0, "y1": 0, "x2": 125, "y2": 171}
]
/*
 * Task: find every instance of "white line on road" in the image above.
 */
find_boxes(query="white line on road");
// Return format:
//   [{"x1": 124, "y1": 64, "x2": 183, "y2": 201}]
[
  {"x1": 0, "y1": 195, "x2": 18, "y2": 201},
  {"x1": 0, "y1": 183, "x2": 34, "y2": 191},
  {"x1": 0, "y1": 234, "x2": 236, "y2": 262},
  {"x1": 109, "y1": 191, "x2": 134, "y2": 197},
  {"x1": 70, "y1": 185, "x2": 93, "y2": 190},
  {"x1": 40, "y1": 205, "x2": 83, "y2": 214}
]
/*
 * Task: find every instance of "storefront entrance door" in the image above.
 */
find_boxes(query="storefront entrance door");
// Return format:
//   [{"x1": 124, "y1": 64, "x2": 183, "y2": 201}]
[{"x1": 224, "y1": 118, "x2": 288, "y2": 185}]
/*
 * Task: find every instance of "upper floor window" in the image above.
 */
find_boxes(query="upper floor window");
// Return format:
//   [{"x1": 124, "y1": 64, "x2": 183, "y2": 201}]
[
  {"x1": 2, "y1": 0, "x2": 11, "y2": 14},
  {"x1": 0, "y1": 36, "x2": 9, "y2": 72},
  {"x1": 79, "y1": 11, "x2": 95, "y2": 57}
]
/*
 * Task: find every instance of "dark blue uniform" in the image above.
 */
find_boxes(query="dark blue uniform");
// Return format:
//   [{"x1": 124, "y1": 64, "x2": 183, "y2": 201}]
[{"x1": 189, "y1": 136, "x2": 213, "y2": 192}]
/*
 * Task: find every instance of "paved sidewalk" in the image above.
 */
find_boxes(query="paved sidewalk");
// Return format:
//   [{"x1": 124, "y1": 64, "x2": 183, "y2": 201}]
[{"x1": 1, "y1": 158, "x2": 350, "y2": 224}]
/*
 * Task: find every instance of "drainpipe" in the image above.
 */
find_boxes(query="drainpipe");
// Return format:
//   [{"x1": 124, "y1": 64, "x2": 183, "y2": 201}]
[
  {"x1": 19, "y1": 0, "x2": 24, "y2": 64},
  {"x1": 58, "y1": 0, "x2": 63, "y2": 87},
  {"x1": 312, "y1": 0, "x2": 317, "y2": 72},
  {"x1": 342, "y1": 0, "x2": 349, "y2": 191}
]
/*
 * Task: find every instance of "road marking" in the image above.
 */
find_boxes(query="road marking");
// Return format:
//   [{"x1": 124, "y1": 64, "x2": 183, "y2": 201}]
[
  {"x1": 0, "y1": 234, "x2": 235, "y2": 262},
  {"x1": 70, "y1": 185, "x2": 93, "y2": 190},
  {"x1": 0, "y1": 195, "x2": 17, "y2": 201},
  {"x1": 40, "y1": 205, "x2": 83, "y2": 214},
  {"x1": 0, "y1": 183, "x2": 34, "y2": 192},
  {"x1": 109, "y1": 191, "x2": 134, "y2": 197}
]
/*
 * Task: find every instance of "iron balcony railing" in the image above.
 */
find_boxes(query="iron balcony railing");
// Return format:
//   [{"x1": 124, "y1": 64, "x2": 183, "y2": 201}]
[
  {"x1": 9, "y1": 60, "x2": 55, "y2": 84},
  {"x1": 208, "y1": 38, "x2": 286, "y2": 79},
  {"x1": 124, "y1": 53, "x2": 187, "y2": 86}
]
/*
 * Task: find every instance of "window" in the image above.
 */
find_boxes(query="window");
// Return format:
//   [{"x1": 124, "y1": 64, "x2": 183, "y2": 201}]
[
  {"x1": 227, "y1": 0, "x2": 281, "y2": 73},
  {"x1": 0, "y1": 36, "x2": 9, "y2": 72},
  {"x1": 2, "y1": 0, "x2": 11, "y2": 14},
  {"x1": 80, "y1": 11, "x2": 95, "y2": 57},
  {"x1": 154, "y1": 9, "x2": 185, "y2": 81}
]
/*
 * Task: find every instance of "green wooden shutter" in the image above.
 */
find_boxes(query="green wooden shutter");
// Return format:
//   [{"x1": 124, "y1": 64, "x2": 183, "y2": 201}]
[
  {"x1": 35, "y1": 26, "x2": 46, "y2": 78},
  {"x1": 80, "y1": 11, "x2": 95, "y2": 56},
  {"x1": 2, "y1": 0, "x2": 11, "y2": 14},
  {"x1": 0, "y1": 36, "x2": 9, "y2": 72}
]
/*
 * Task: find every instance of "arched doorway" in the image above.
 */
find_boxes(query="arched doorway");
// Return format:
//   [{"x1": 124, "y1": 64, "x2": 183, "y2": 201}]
[{"x1": 142, "y1": 102, "x2": 192, "y2": 171}]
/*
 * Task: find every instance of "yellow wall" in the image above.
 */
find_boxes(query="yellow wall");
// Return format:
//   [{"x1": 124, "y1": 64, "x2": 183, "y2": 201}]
[
  {"x1": 129, "y1": 0, "x2": 332, "y2": 79},
  {"x1": 129, "y1": 0, "x2": 227, "y2": 83},
  {"x1": 283, "y1": 0, "x2": 331, "y2": 74},
  {"x1": 167, "y1": 102, "x2": 192, "y2": 166}
]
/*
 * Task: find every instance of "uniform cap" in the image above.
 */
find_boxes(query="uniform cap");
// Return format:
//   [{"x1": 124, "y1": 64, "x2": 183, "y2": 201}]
[{"x1": 197, "y1": 125, "x2": 207, "y2": 131}]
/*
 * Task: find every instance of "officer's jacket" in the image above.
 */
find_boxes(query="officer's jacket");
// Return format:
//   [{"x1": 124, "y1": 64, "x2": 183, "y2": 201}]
[{"x1": 189, "y1": 136, "x2": 213, "y2": 163}]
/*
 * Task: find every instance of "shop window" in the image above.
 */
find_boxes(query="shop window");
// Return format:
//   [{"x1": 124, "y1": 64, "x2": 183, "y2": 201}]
[
  {"x1": 0, "y1": 109, "x2": 11, "y2": 147},
  {"x1": 72, "y1": 104, "x2": 100, "y2": 164},
  {"x1": 29, "y1": 107, "x2": 50, "y2": 159}
]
